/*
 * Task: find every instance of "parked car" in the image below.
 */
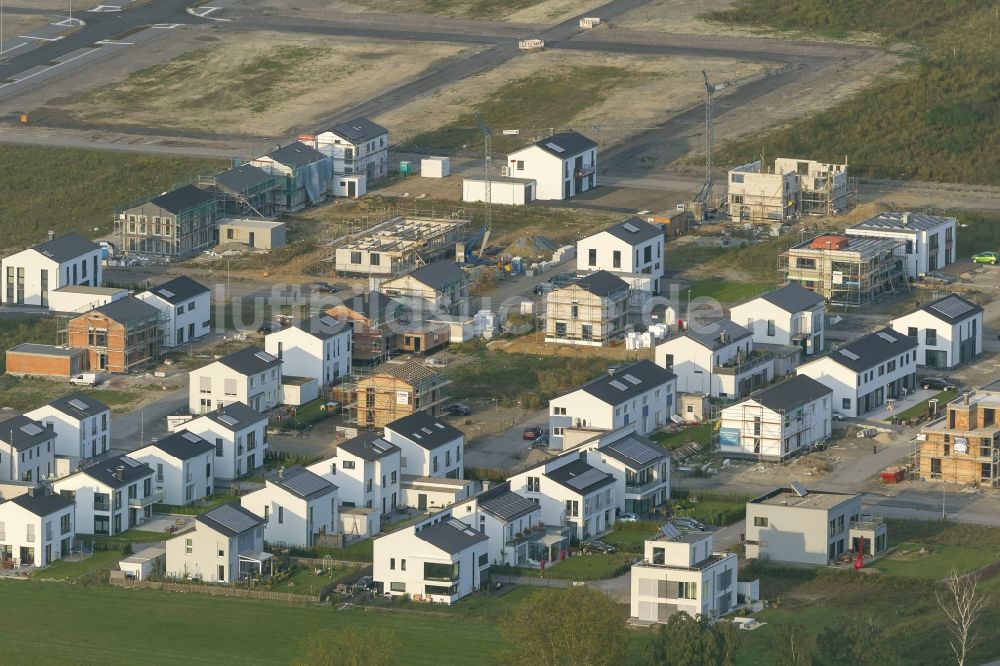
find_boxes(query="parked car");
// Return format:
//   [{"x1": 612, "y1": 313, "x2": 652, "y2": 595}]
[
  {"x1": 533, "y1": 282, "x2": 555, "y2": 296},
  {"x1": 581, "y1": 540, "x2": 616, "y2": 554},
  {"x1": 444, "y1": 403, "x2": 471, "y2": 416},
  {"x1": 522, "y1": 426, "x2": 544, "y2": 440},
  {"x1": 424, "y1": 357, "x2": 447, "y2": 368},
  {"x1": 832, "y1": 410, "x2": 847, "y2": 421},
  {"x1": 972, "y1": 251, "x2": 999, "y2": 265},
  {"x1": 922, "y1": 377, "x2": 956, "y2": 391},
  {"x1": 69, "y1": 373, "x2": 99, "y2": 387},
  {"x1": 618, "y1": 512, "x2": 639, "y2": 523},
  {"x1": 257, "y1": 322, "x2": 281, "y2": 335},
  {"x1": 311, "y1": 282, "x2": 339, "y2": 293},
  {"x1": 673, "y1": 517, "x2": 706, "y2": 531},
  {"x1": 921, "y1": 271, "x2": 955, "y2": 285}
]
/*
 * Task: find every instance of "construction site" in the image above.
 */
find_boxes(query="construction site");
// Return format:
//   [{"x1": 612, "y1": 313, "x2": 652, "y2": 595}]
[
  {"x1": 913, "y1": 385, "x2": 1000, "y2": 487},
  {"x1": 725, "y1": 157, "x2": 857, "y2": 223},
  {"x1": 331, "y1": 358, "x2": 452, "y2": 429}
]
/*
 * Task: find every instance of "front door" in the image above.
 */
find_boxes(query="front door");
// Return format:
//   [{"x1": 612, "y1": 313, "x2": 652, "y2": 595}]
[
  {"x1": 248, "y1": 232, "x2": 255, "y2": 247},
  {"x1": 347, "y1": 181, "x2": 356, "y2": 197},
  {"x1": 418, "y1": 494, "x2": 427, "y2": 510},
  {"x1": 413, "y1": 337, "x2": 422, "y2": 352},
  {"x1": 98, "y1": 353, "x2": 108, "y2": 370},
  {"x1": 188, "y1": 323, "x2": 195, "y2": 339}
]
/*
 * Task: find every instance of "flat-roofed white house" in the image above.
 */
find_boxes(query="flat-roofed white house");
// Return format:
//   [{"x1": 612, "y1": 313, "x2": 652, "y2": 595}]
[
  {"x1": 719, "y1": 375, "x2": 833, "y2": 462},
  {"x1": 264, "y1": 314, "x2": 351, "y2": 388},
  {"x1": 307, "y1": 434, "x2": 401, "y2": 515},
  {"x1": 184, "y1": 403, "x2": 268, "y2": 481},
  {"x1": 0, "y1": 491, "x2": 75, "y2": 568},
  {"x1": 891, "y1": 294, "x2": 983, "y2": 369},
  {"x1": 165, "y1": 503, "x2": 271, "y2": 583},
  {"x1": 131, "y1": 431, "x2": 215, "y2": 506},
  {"x1": 52, "y1": 455, "x2": 156, "y2": 535},
  {"x1": 544, "y1": 271, "x2": 630, "y2": 347},
  {"x1": 845, "y1": 211, "x2": 956, "y2": 278},
  {"x1": 576, "y1": 218, "x2": 665, "y2": 293},
  {"x1": 506, "y1": 131, "x2": 597, "y2": 201},
  {"x1": 373, "y1": 513, "x2": 489, "y2": 604},
  {"x1": 729, "y1": 283, "x2": 826, "y2": 356},
  {"x1": 383, "y1": 411, "x2": 464, "y2": 479},
  {"x1": 630, "y1": 527, "x2": 738, "y2": 623},
  {"x1": 241, "y1": 466, "x2": 338, "y2": 548},
  {"x1": 189, "y1": 346, "x2": 282, "y2": 414},
  {"x1": 136, "y1": 275, "x2": 211, "y2": 348},
  {"x1": 745, "y1": 486, "x2": 887, "y2": 566},
  {"x1": 655, "y1": 319, "x2": 773, "y2": 399},
  {"x1": 25, "y1": 392, "x2": 110, "y2": 472},
  {"x1": 0, "y1": 415, "x2": 56, "y2": 483},
  {"x1": 548, "y1": 360, "x2": 676, "y2": 449},
  {"x1": 796, "y1": 328, "x2": 917, "y2": 417},
  {"x1": 2, "y1": 232, "x2": 103, "y2": 307}
]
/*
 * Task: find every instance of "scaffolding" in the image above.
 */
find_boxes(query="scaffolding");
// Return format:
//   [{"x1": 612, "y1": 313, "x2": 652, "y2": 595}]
[
  {"x1": 720, "y1": 398, "x2": 824, "y2": 463},
  {"x1": 335, "y1": 360, "x2": 453, "y2": 428}
]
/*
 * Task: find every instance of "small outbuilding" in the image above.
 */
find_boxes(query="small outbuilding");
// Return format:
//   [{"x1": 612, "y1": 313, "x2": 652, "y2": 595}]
[
  {"x1": 462, "y1": 178, "x2": 535, "y2": 205},
  {"x1": 217, "y1": 218, "x2": 287, "y2": 251},
  {"x1": 421, "y1": 157, "x2": 450, "y2": 178}
]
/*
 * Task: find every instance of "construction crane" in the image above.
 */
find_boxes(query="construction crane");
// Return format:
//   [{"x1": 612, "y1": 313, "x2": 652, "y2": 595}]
[
  {"x1": 473, "y1": 112, "x2": 493, "y2": 260},
  {"x1": 695, "y1": 70, "x2": 724, "y2": 215}
]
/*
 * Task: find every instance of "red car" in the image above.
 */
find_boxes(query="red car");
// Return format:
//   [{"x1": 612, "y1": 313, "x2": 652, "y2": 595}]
[{"x1": 523, "y1": 426, "x2": 544, "y2": 440}]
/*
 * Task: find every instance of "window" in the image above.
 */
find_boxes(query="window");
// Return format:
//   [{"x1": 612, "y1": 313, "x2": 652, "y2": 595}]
[
  {"x1": 515, "y1": 160, "x2": 524, "y2": 170},
  {"x1": 527, "y1": 476, "x2": 540, "y2": 492},
  {"x1": 351, "y1": 251, "x2": 362, "y2": 264},
  {"x1": 677, "y1": 581, "x2": 697, "y2": 599},
  {"x1": 926, "y1": 329, "x2": 938, "y2": 346},
  {"x1": 553, "y1": 407, "x2": 566, "y2": 415},
  {"x1": 342, "y1": 460, "x2": 356, "y2": 470},
  {"x1": 401, "y1": 559, "x2": 406, "y2": 571},
  {"x1": 391, "y1": 471, "x2": 397, "y2": 484},
  {"x1": 185, "y1": 538, "x2": 193, "y2": 554},
  {"x1": 731, "y1": 173, "x2": 744, "y2": 183},
  {"x1": 215, "y1": 438, "x2": 223, "y2": 457},
  {"x1": 278, "y1": 506, "x2": 284, "y2": 524},
  {"x1": 371, "y1": 253, "x2": 380, "y2": 266},
  {"x1": 565, "y1": 500, "x2": 579, "y2": 517},
  {"x1": 842, "y1": 398, "x2": 851, "y2": 410},
  {"x1": 907, "y1": 326, "x2": 917, "y2": 337},
  {"x1": 753, "y1": 516, "x2": 768, "y2": 527},
  {"x1": 390, "y1": 582, "x2": 406, "y2": 592},
  {"x1": 766, "y1": 320, "x2": 775, "y2": 336},
  {"x1": 94, "y1": 516, "x2": 110, "y2": 535},
  {"x1": 588, "y1": 248, "x2": 597, "y2": 266},
  {"x1": 612, "y1": 250, "x2": 621, "y2": 269},
  {"x1": 60, "y1": 513, "x2": 71, "y2": 535},
  {"x1": 390, "y1": 558, "x2": 396, "y2": 570}
]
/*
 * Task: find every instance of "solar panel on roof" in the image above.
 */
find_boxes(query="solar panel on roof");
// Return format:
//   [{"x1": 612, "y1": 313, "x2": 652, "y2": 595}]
[
  {"x1": 791, "y1": 481, "x2": 809, "y2": 497},
  {"x1": 159, "y1": 289, "x2": 175, "y2": 298},
  {"x1": 208, "y1": 504, "x2": 258, "y2": 534},
  {"x1": 19, "y1": 423, "x2": 43, "y2": 436},
  {"x1": 255, "y1": 351, "x2": 277, "y2": 363},
  {"x1": 218, "y1": 415, "x2": 239, "y2": 427},
  {"x1": 434, "y1": 423, "x2": 445, "y2": 429},
  {"x1": 68, "y1": 398, "x2": 90, "y2": 411},
  {"x1": 930, "y1": 296, "x2": 975, "y2": 320},
  {"x1": 181, "y1": 432, "x2": 202, "y2": 443},
  {"x1": 622, "y1": 222, "x2": 639, "y2": 233},
  {"x1": 566, "y1": 468, "x2": 608, "y2": 491},
  {"x1": 609, "y1": 380, "x2": 629, "y2": 391},
  {"x1": 607, "y1": 437, "x2": 661, "y2": 466},
  {"x1": 622, "y1": 374, "x2": 641, "y2": 385},
  {"x1": 421, "y1": 428, "x2": 433, "y2": 435},
  {"x1": 840, "y1": 349, "x2": 860, "y2": 361},
  {"x1": 283, "y1": 471, "x2": 330, "y2": 497},
  {"x1": 660, "y1": 523, "x2": 680, "y2": 540},
  {"x1": 545, "y1": 142, "x2": 565, "y2": 153},
  {"x1": 482, "y1": 492, "x2": 534, "y2": 520},
  {"x1": 122, "y1": 457, "x2": 140, "y2": 467},
  {"x1": 876, "y1": 332, "x2": 897, "y2": 343}
]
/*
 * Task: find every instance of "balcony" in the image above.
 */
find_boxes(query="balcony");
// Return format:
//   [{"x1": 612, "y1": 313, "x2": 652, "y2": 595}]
[
  {"x1": 128, "y1": 490, "x2": 164, "y2": 509},
  {"x1": 713, "y1": 351, "x2": 773, "y2": 376},
  {"x1": 574, "y1": 165, "x2": 596, "y2": 177},
  {"x1": 93, "y1": 501, "x2": 111, "y2": 512},
  {"x1": 850, "y1": 516, "x2": 884, "y2": 532},
  {"x1": 626, "y1": 477, "x2": 667, "y2": 496}
]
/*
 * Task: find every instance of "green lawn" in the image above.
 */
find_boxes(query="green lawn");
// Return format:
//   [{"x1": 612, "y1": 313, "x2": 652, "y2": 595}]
[
  {"x1": 672, "y1": 491, "x2": 751, "y2": 527},
  {"x1": 686, "y1": 280, "x2": 774, "y2": 303},
  {"x1": 493, "y1": 551, "x2": 634, "y2": 581},
  {"x1": 30, "y1": 549, "x2": 123, "y2": 580},
  {"x1": 296, "y1": 537, "x2": 374, "y2": 563},
  {"x1": 270, "y1": 563, "x2": 359, "y2": 596},
  {"x1": 892, "y1": 389, "x2": 956, "y2": 422},
  {"x1": 650, "y1": 423, "x2": 714, "y2": 451},
  {"x1": 873, "y1": 542, "x2": 998, "y2": 580},
  {"x1": 605, "y1": 523, "x2": 661, "y2": 553}
]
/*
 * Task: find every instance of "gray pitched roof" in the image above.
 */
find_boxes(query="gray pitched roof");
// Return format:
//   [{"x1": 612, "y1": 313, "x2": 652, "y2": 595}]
[
  {"x1": 339, "y1": 435, "x2": 400, "y2": 462},
  {"x1": 92, "y1": 296, "x2": 160, "y2": 324},
  {"x1": 603, "y1": 217, "x2": 662, "y2": 245},
  {"x1": 46, "y1": 392, "x2": 109, "y2": 419},
  {"x1": 200, "y1": 402, "x2": 267, "y2": 431},
  {"x1": 268, "y1": 142, "x2": 327, "y2": 168},
  {"x1": 686, "y1": 319, "x2": 753, "y2": 350},
  {"x1": 545, "y1": 458, "x2": 615, "y2": 495},
  {"x1": 850, "y1": 211, "x2": 955, "y2": 234},
  {"x1": 147, "y1": 276, "x2": 210, "y2": 305},
  {"x1": 757, "y1": 284, "x2": 825, "y2": 313},
  {"x1": 574, "y1": 360, "x2": 675, "y2": 406},
  {"x1": 748, "y1": 375, "x2": 832, "y2": 412},
  {"x1": 213, "y1": 164, "x2": 276, "y2": 194},
  {"x1": 0, "y1": 416, "x2": 54, "y2": 450},
  {"x1": 334, "y1": 291, "x2": 406, "y2": 324},
  {"x1": 477, "y1": 482, "x2": 538, "y2": 522},
  {"x1": 529, "y1": 131, "x2": 597, "y2": 158},
  {"x1": 9, "y1": 492, "x2": 74, "y2": 517},
  {"x1": 149, "y1": 185, "x2": 216, "y2": 214},
  {"x1": 385, "y1": 411, "x2": 462, "y2": 450},
  {"x1": 919, "y1": 295, "x2": 983, "y2": 325},
  {"x1": 34, "y1": 232, "x2": 99, "y2": 262},
  {"x1": 400, "y1": 261, "x2": 468, "y2": 291},
  {"x1": 817, "y1": 327, "x2": 918, "y2": 373},
  {"x1": 197, "y1": 503, "x2": 263, "y2": 537},
  {"x1": 266, "y1": 465, "x2": 336, "y2": 500},
  {"x1": 292, "y1": 314, "x2": 350, "y2": 341},
  {"x1": 416, "y1": 518, "x2": 488, "y2": 554},
  {"x1": 76, "y1": 455, "x2": 153, "y2": 489},
  {"x1": 572, "y1": 270, "x2": 629, "y2": 297},
  {"x1": 323, "y1": 117, "x2": 388, "y2": 143},
  {"x1": 139, "y1": 431, "x2": 214, "y2": 461},
  {"x1": 599, "y1": 433, "x2": 667, "y2": 470},
  {"x1": 216, "y1": 346, "x2": 281, "y2": 375}
]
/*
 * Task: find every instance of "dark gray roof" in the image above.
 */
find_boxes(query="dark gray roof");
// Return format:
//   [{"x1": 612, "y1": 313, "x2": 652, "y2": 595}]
[
  {"x1": 603, "y1": 217, "x2": 662, "y2": 245},
  {"x1": 34, "y1": 232, "x2": 99, "y2": 262},
  {"x1": 599, "y1": 433, "x2": 667, "y2": 470},
  {"x1": 149, "y1": 185, "x2": 215, "y2": 214},
  {"x1": 47, "y1": 392, "x2": 110, "y2": 419},
  {"x1": 0, "y1": 416, "x2": 54, "y2": 450},
  {"x1": 216, "y1": 346, "x2": 281, "y2": 375},
  {"x1": 819, "y1": 327, "x2": 918, "y2": 373},
  {"x1": 339, "y1": 435, "x2": 400, "y2": 462},
  {"x1": 850, "y1": 211, "x2": 954, "y2": 234},
  {"x1": 748, "y1": 375, "x2": 832, "y2": 412},
  {"x1": 399, "y1": 261, "x2": 468, "y2": 292},
  {"x1": 919, "y1": 295, "x2": 983, "y2": 325},
  {"x1": 92, "y1": 296, "x2": 160, "y2": 324},
  {"x1": 268, "y1": 142, "x2": 327, "y2": 168},
  {"x1": 323, "y1": 117, "x2": 388, "y2": 143},
  {"x1": 292, "y1": 314, "x2": 350, "y2": 341},
  {"x1": 686, "y1": 319, "x2": 753, "y2": 350},
  {"x1": 574, "y1": 360, "x2": 675, "y2": 406},
  {"x1": 9, "y1": 492, "x2": 74, "y2": 517},
  {"x1": 7, "y1": 343, "x2": 83, "y2": 357},
  {"x1": 477, "y1": 482, "x2": 537, "y2": 522},
  {"x1": 266, "y1": 465, "x2": 335, "y2": 500},
  {"x1": 416, "y1": 517, "x2": 488, "y2": 554},
  {"x1": 572, "y1": 270, "x2": 629, "y2": 297},
  {"x1": 545, "y1": 458, "x2": 615, "y2": 495},
  {"x1": 213, "y1": 164, "x2": 276, "y2": 194},
  {"x1": 528, "y1": 131, "x2": 597, "y2": 158},
  {"x1": 385, "y1": 411, "x2": 462, "y2": 450},
  {"x1": 200, "y1": 402, "x2": 267, "y2": 431},
  {"x1": 757, "y1": 284, "x2": 825, "y2": 313},
  {"x1": 76, "y1": 455, "x2": 153, "y2": 489},
  {"x1": 147, "y1": 276, "x2": 210, "y2": 305},
  {"x1": 197, "y1": 503, "x2": 263, "y2": 537},
  {"x1": 139, "y1": 431, "x2": 214, "y2": 461},
  {"x1": 334, "y1": 291, "x2": 406, "y2": 323}
]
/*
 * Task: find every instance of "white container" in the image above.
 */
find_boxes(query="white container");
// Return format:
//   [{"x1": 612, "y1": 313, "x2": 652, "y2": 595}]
[{"x1": 421, "y1": 157, "x2": 450, "y2": 178}]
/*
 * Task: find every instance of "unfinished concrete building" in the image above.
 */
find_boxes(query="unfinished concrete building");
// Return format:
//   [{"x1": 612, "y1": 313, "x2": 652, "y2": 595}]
[
  {"x1": 780, "y1": 235, "x2": 907, "y2": 307},
  {"x1": 728, "y1": 158, "x2": 853, "y2": 222},
  {"x1": 773, "y1": 158, "x2": 851, "y2": 216},
  {"x1": 916, "y1": 385, "x2": 1000, "y2": 486},
  {"x1": 346, "y1": 359, "x2": 452, "y2": 428},
  {"x1": 331, "y1": 215, "x2": 469, "y2": 277}
]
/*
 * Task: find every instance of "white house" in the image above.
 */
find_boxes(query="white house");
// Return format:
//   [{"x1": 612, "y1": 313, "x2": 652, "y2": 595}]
[
  {"x1": 383, "y1": 411, "x2": 464, "y2": 479},
  {"x1": 2, "y1": 232, "x2": 102, "y2": 307},
  {"x1": 655, "y1": 319, "x2": 773, "y2": 399},
  {"x1": 845, "y1": 211, "x2": 956, "y2": 278},
  {"x1": 307, "y1": 434, "x2": 401, "y2": 515},
  {"x1": 0, "y1": 415, "x2": 56, "y2": 483},
  {"x1": 165, "y1": 503, "x2": 270, "y2": 583},
  {"x1": 548, "y1": 360, "x2": 676, "y2": 449},
  {"x1": 378, "y1": 260, "x2": 470, "y2": 317},
  {"x1": 506, "y1": 131, "x2": 597, "y2": 201},
  {"x1": 131, "y1": 431, "x2": 215, "y2": 506},
  {"x1": 373, "y1": 513, "x2": 489, "y2": 604},
  {"x1": 630, "y1": 528, "x2": 738, "y2": 623},
  {"x1": 184, "y1": 402, "x2": 268, "y2": 481},
  {"x1": 891, "y1": 294, "x2": 983, "y2": 369},
  {"x1": 796, "y1": 328, "x2": 918, "y2": 418},
  {"x1": 136, "y1": 275, "x2": 211, "y2": 348},
  {"x1": 719, "y1": 375, "x2": 833, "y2": 462},
  {"x1": 251, "y1": 142, "x2": 332, "y2": 213},
  {"x1": 52, "y1": 455, "x2": 156, "y2": 535},
  {"x1": 729, "y1": 283, "x2": 826, "y2": 356},
  {"x1": 189, "y1": 346, "x2": 282, "y2": 414},
  {"x1": 264, "y1": 314, "x2": 351, "y2": 388},
  {"x1": 0, "y1": 492, "x2": 75, "y2": 568},
  {"x1": 569, "y1": 427, "x2": 671, "y2": 516},
  {"x1": 25, "y1": 392, "x2": 110, "y2": 473},
  {"x1": 576, "y1": 218, "x2": 665, "y2": 293},
  {"x1": 241, "y1": 465, "x2": 337, "y2": 548},
  {"x1": 313, "y1": 117, "x2": 389, "y2": 192}
]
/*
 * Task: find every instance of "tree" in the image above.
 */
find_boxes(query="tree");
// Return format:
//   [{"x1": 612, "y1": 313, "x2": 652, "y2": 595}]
[
  {"x1": 774, "y1": 622, "x2": 816, "y2": 666},
  {"x1": 937, "y1": 568, "x2": 989, "y2": 666},
  {"x1": 294, "y1": 627, "x2": 399, "y2": 666},
  {"x1": 496, "y1": 586, "x2": 628, "y2": 666},
  {"x1": 643, "y1": 612, "x2": 740, "y2": 666},
  {"x1": 818, "y1": 614, "x2": 891, "y2": 666}
]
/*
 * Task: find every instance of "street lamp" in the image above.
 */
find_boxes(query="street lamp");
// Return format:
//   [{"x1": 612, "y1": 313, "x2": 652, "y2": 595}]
[{"x1": 139, "y1": 409, "x2": 145, "y2": 446}]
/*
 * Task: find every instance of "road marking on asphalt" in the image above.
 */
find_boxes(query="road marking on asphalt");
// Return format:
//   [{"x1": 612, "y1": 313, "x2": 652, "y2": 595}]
[
  {"x1": 20, "y1": 34, "x2": 64, "y2": 42},
  {"x1": 54, "y1": 18, "x2": 85, "y2": 27},
  {"x1": 188, "y1": 6, "x2": 219, "y2": 17},
  {"x1": 88, "y1": 5, "x2": 123, "y2": 11},
  {"x1": 0, "y1": 40, "x2": 31, "y2": 54},
  {"x1": 151, "y1": 23, "x2": 180, "y2": 29},
  {"x1": 95, "y1": 39, "x2": 134, "y2": 45}
]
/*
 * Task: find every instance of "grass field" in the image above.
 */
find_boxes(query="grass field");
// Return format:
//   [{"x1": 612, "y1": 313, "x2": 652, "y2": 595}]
[
  {"x1": 270, "y1": 563, "x2": 359, "y2": 596},
  {"x1": 343, "y1": 0, "x2": 542, "y2": 18},
  {"x1": 0, "y1": 374, "x2": 144, "y2": 413},
  {"x1": 30, "y1": 550, "x2": 124, "y2": 580},
  {"x1": 685, "y1": 280, "x2": 774, "y2": 303},
  {"x1": 892, "y1": 389, "x2": 955, "y2": 422},
  {"x1": 605, "y1": 522, "x2": 661, "y2": 553},
  {"x1": 0, "y1": 146, "x2": 223, "y2": 251},
  {"x1": 650, "y1": 423, "x2": 714, "y2": 451},
  {"x1": 874, "y1": 542, "x2": 998, "y2": 580},
  {"x1": 710, "y1": 1, "x2": 1000, "y2": 185}
]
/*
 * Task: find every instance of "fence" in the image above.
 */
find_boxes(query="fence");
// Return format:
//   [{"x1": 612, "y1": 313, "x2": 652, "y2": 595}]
[{"x1": 109, "y1": 577, "x2": 320, "y2": 604}]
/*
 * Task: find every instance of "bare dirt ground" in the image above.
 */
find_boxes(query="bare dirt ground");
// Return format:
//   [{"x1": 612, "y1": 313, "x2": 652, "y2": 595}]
[{"x1": 268, "y1": 0, "x2": 606, "y2": 24}]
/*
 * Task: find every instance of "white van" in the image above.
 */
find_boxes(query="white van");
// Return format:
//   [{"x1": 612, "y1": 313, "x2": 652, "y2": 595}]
[{"x1": 70, "y1": 373, "x2": 100, "y2": 386}]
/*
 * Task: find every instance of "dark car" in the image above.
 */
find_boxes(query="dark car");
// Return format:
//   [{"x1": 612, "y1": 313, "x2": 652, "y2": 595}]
[
  {"x1": 580, "y1": 540, "x2": 616, "y2": 554},
  {"x1": 311, "y1": 282, "x2": 339, "y2": 293},
  {"x1": 257, "y1": 322, "x2": 281, "y2": 335},
  {"x1": 922, "y1": 377, "x2": 956, "y2": 391},
  {"x1": 522, "y1": 426, "x2": 544, "y2": 440},
  {"x1": 444, "y1": 403, "x2": 471, "y2": 416}
]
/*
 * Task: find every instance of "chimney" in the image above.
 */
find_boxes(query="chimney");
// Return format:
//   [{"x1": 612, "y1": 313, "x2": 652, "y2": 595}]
[
  {"x1": 964, "y1": 392, "x2": 970, "y2": 406},
  {"x1": 115, "y1": 466, "x2": 125, "y2": 481},
  {"x1": 27, "y1": 486, "x2": 35, "y2": 497},
  {"x1": 47, "y1": 230, "x2": 56, "y2": 241},
  {"x1": 278, "y1": 466, "x2": 285, "y2": 479},
  {"x1": 901, "y1": 213, "x2": 910, "y2": 226}
]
